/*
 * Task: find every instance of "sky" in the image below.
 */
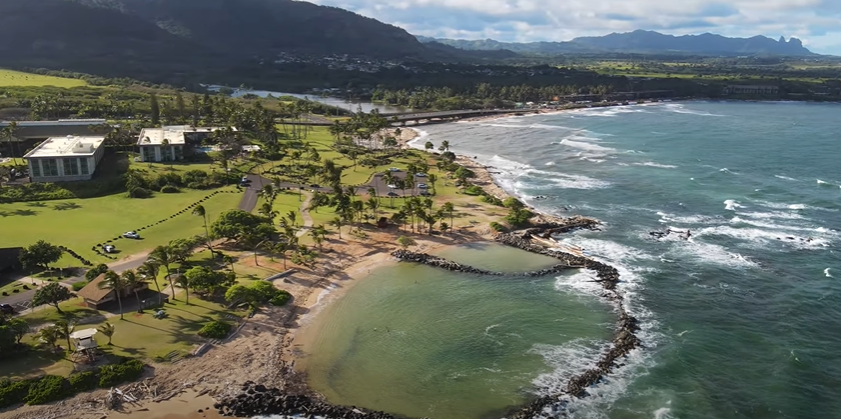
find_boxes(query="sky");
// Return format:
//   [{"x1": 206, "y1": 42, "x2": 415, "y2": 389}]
[{"x1": 309, "y1": 0, "x2": 841, "y2": 55}]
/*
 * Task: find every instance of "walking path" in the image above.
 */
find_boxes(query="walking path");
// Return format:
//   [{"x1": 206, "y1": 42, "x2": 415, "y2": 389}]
[{"x1": 296, "y1": 191, "x2": 314, "y2": 238}]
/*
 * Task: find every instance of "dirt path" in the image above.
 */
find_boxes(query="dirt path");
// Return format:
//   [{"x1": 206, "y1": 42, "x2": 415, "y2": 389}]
[{"x1": 296, "y1": 191, "x2": 314, "y2": 238}]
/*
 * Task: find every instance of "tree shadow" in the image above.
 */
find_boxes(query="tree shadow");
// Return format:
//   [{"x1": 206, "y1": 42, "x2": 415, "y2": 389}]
[
  {"x1": 53, "y1": 202, "x2": 82, "y2": 211},
  {"x1": 12, "y1": 209, "x2": 37, "y2": 216},
  {"x1": 26, "y1": 201, "x2": 47, "y2": 208}
]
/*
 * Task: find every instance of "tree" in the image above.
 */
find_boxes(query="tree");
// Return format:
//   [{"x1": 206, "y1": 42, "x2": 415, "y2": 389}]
[
  {"x1": 32, "y1": 282, "x2": 72, "y2": 313},
  {"x1": 38, "y1": 326, "x2": 60, "y2": 349},
  {"x1": 85, "y1": 263, "x2": 109, "y2": 281},
  {"x1": 225, "y1": 285, "x2": 258, "y2": 308},
  {"x1": 19, "y1": 240, "x2": 64, "y2": 271},
  {"x1": 150, "y1": 93, "x2": 161, "y2": 126},
  {"x1": 397, "y1": 235, "x2": 416, "y2": 249},
  {"x1": 137, "y1": 260, "x2": 164, "y2": 305},
  {"x1": 1, "y1": 121, "x2": 19, "y2": 166},
  {"x1": 184, "y1": 266, "x2": 235, "y2": 296},
  {"x1": 221, "y1": 253, "x2": 237, "y2": 273},
  {"x1": 442, "y1": 202, "x2": 455, "y2": 230},
  {"x1": 175, "y1": 275, "x2": 190, "y2": 305},
  {"x1": 121, "y1": 270, "x2": 147, "y2": 312},
  {"x1": 329, "y1": 217, "x2": 344, "y2": 239},
  {"x1": 210, "y1": 210, "x2": 276, "y2": 245},
  {"x1": 441, "y1": 140, "x2": 450, "y2": 151},
  {"x1": 192, "y1": 204, "x2": 214, "y2": 256},
  {"x1": 424, "y1": 141, "x2": 434, "y2": 151},
  {"x1": 149, "y1": 247, "x2": 175, "y2": 299},
  {"x1": 98, "y1": 322, "x2": 115, "y2": 345},
  {"x1": 99, "y1": 270, "x2": 126, "y2": 320},
  {"x1": 428, "y1": 173, "x2": 438, "y2": 194},
  {"x1": 54, "y1": 319, "x2": 75, "y2": 352},
  {"x1": 7, "y1": 318, "x2": 29, "y2": 344}
]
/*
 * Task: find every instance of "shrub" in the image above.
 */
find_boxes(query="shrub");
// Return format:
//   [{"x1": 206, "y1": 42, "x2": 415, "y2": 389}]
[
  {"x1": 505, "y1": 208, "x2": 534, "y2": 227},
  {"x1": 160, "y1": 184, "x2": 180, "y2": 193},
  {"x1": 98, "y1": 359, "x2": 145, "y2": 388},
  {"x1": 68, "y1": 371, "x2": 98, "y2": 393},
  {"x1": 71, "y1": 281, "x2": 88, "y2": 291},
  {"x1": 24, "y1": 375, "x2": 70, "y2": 405},
  {"x1": 197, "y1": 320, "x2": 231, "y2": 339},
  {"x1": 128, "y1": 187, "x2": 152, "y2": 199},
  {"x1": 0, "y1": 379, "x2": 33, "y2": 408},
  {"x1": 464, "y1": 185, "x2": 484, "y2": 196},
  {"x1": 269, "y1": 290, "x2": 292, "y2": 306},
  {"x1": 489, "y1": 222, "x2": 506, "y2": 232},
  {"x1": 502, "y1": 197, "x2": 525, "y2": 210},
  {"x1": 481, "y1": 194, "x2": 504, "y2": 206},
  {"x1": 249, "y1": 281, "x2": 279, "y2": 303}
]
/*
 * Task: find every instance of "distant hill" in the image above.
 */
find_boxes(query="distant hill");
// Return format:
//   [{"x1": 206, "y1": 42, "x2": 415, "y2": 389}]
[
  {"x1": 0, "y1": 0, "x2": 440, "y2": 81},
  {"x1": 417, "y1": 30, "x2": 815, "y2": 56}
]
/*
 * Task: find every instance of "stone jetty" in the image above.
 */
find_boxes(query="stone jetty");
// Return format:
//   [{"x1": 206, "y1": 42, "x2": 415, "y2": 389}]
[
  {"x1": 216, "y1": 381, "x2": 402, "y2": 418},
  {"x1": 390, "y1": 250, "x2": 584, "y2": 277}
]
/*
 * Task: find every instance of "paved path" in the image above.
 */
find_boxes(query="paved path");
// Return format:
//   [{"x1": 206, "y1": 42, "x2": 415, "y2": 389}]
[{"x1": 296, "y1": 191, "x2": 314, "y2": 238}]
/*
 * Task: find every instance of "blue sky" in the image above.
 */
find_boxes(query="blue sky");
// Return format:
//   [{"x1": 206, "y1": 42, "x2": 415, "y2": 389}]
[{"x1": 310, "y1": 0, "x2": 841, "y2": 55}]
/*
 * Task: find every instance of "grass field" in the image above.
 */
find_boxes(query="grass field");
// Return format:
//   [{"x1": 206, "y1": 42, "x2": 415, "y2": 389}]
[
  {"x1": 1, "y1": 296, "x2": 240, "y2": 379},
  {"x1": 0, "y1": 187, "x2": 243, "y2": 265},
  {"x1": 0, "y1": 69, "x2": 88, "y2": 88}
]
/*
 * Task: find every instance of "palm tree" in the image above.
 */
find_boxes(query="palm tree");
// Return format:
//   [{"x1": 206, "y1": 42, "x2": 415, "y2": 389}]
[
  {"x1": 137, "y1": 260, "x2": 163, "y2": 305},
  {"x1": 2, "y1": 121, "x2": 19, "y2": 166},
  {"x1": 329, "y1": 217, "x2": 344, "y2": 239},
  {"x1": 286, "y1": 210, "x2": 297, "y2": 226},
  {"x1": 365, "y1": 198, "x2": 380, "y2": 219},
  {"x1": 428, "y1": 173, "x2": 438, "y2": 194},
  {"x1": 192, "y1": 204, "x2": 214, "y2": 256},
  {"x1": 441, "y1": 140, "x2": 450, "y2": 151},
  {"x1": 149, "y1": 246, "x2": 176, "y2": 300},
  {"x1": 121, "y1": 270, "x2": 147, "y2": 312},
  {"x1": 99, "y1": 270, "x2": 126, "y2": 320},
  {"x1": 98, "y1": 322, "x2": 116, "y2": 345},
  {"x1": 221, "y1": 253, "x2": 237, "y2": 273},
  {"x1": 442, "y1": 202, "x2": 455, "y2": 231},
  {"x1": 175, "y1": 275, "x2": 190, "y2": 305},
  {"x1": 259, "y1": 202, "x2": 276, "y2": 219},
  {"x1": 55, "y1": 319, "x2": 75, "y2": 353},
  {"x1": 39, "y1": 326, "x2": 60, "y2": 349}
]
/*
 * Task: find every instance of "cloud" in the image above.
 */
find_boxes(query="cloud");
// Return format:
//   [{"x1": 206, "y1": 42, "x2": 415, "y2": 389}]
[{"x1": 309, "y1": 0, "x2": 841, "y2": 54}]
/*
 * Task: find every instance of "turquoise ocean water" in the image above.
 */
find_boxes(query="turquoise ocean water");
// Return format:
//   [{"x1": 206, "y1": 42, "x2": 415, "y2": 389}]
[{"x1": 290, "y1": 101, "x2": 841, "y2": 419}]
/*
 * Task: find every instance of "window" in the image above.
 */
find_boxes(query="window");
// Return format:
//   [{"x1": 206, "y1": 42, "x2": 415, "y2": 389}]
[
  {"x1": 44, "y1": 159, "x2": 58, "y2": 177},
  {"x1": 64, "y1": 158, "x2": 78, "y2": 176},
  {"x1": 142, "y1": 147, "x2": 153, "y2": 161},
  {"x1": 174, "y1": 146, "x2": 183, "y2": 160},
  {"x1": 80, "y1": 158, "x2": 89, "y2": 175},
  {"x1": 31, "y1": 160, "x2": 41, "y2": 177}
]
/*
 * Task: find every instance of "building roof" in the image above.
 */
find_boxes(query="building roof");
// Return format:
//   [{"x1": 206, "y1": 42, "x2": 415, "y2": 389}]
[
  {"x1": 76, "y1": 274, "x2": 114, "y2": 303},
  {"x1": 69, "y1": 328, "x2": 98, "y2": 340},
  {"x1": 23, "y1": 135, "x2": 106, "y2": 159},
  {"x1": 137, "y1": 126, "x2": 236, "y2": 146}
]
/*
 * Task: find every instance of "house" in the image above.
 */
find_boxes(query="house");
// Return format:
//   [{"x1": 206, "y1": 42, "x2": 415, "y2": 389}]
[
  {"x1": 136, "y1": 125, "x2": 235, "y2": 162},
  {"x1": 76, "y1": 273, "x2": 147, "y2": 309},
  {"x1": 23, "y1": 135, "x2": 106, "y2": 182},
  {"x1": 0, "y1": 119, "x2": 108, "y2": 159}
]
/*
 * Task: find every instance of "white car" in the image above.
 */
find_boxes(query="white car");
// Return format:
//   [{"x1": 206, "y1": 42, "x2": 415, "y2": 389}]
[
  {"x1": 415, "y1": 173, "x2": 427, "y2": 177},
  {"x1": 123, "y1": 231, "x2": 140, "y2": 239},
  {"x1": 417, "y1": 183, "x2": 428, "y2": 189},
  {"x1": 103, "y1": 245, "x2": 116, "y2": 253},
  {"x1": 387, "y1": 184, "x2": 397, "y2": 189},
  {"x1": 388, "y1": 167, "x2": 402, "y2": 172}
]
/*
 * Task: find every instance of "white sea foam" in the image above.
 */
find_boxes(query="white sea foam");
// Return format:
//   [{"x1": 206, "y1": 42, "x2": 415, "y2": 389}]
[
  {"x1": 520, "y1": 170, "x2": 612, "y2": 190},
  {"x1": 545, "y1": 161, "x2": 556, "y2": 166},
  {"x1": 656, "y1": 211, "x2": 722, "y2": 225},
  {"x1": 817, "y1": 179, "x2": 831, "y2": 185},
  {"x1": 654, "y1": 406, "x2": 674, "y2": 419},
  {"x1": 558, "y1": 139, "x2": 617, "y2": 153},
  {"x1": 724, "y1": 199, "x2": 742, "y2": 211},
  {"x1": 825, "y1": 268, "x2": 833, "y2": 278},
  {"x1": 741, "y1": 211, "x2": 805, "y2": 221},
  {"x1": 531, "y1": 338, "x2": 610, "y2": 395},
  {"x1": 663, "y1": 103, "x2": 727, "y2": 117},
  {"x1": 698, "y1": 225, "x2": 832, "y2": 249},
  {"x1": 405, "y1": 128, "x2": 429, "y2": 150},
  {"x1": 775, "y1": 175, "x2": 798, "y2": 181},
  {"x1": 789, "y1": 204, "x2": 806, "y2": 210},
  {"x1": 718, "y1": 167, "x2": 738, "y2": 174},
  {"x1": 662, "y1": 235, "x2": 758, "y2": 268},
  {"x1": 634, "y1": 162, "x2": 678, "y2": 169}
]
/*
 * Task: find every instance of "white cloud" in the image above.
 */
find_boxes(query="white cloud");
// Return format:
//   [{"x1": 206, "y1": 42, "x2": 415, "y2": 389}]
[{"x1": 309, "y1": 0, "x2": 841, "y2": 54}]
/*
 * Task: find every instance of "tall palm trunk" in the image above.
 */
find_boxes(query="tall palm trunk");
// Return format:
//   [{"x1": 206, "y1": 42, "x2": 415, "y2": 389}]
[{"x1": 116, "y1": 291, "x2": 124, "y2": 320}]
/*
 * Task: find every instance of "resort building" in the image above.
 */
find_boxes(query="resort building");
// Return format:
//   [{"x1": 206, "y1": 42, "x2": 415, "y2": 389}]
[
  {"x1": 23, "y1": 135, "x2": 106, "y2": 182},
  {"x1": 723, "y1": 85, "x2": 779, "y2": 95},
  {"x1": 0, "y1": 119, "x2": 108, "y2": 160},
  {"x1": 136, "y1": 125, "x2": 234, "y2": 162}
]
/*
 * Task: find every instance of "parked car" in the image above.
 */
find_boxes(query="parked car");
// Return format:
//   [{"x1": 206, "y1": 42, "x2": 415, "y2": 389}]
[
  {"x1": 103, "y1": 244, "x2": 116, "y2": 253},
  {"x1": 0, "y1": 303, "x2": 14, "y2": 315},
  {"x1": 420, "y1": 190, "x2": 431, "y2": 196},
  {"x1": 309, "y1": 184, "x2": 321, "y2": 188},
  {"x1": 388, "y1": 167, "x2": 402, "y2": 172},
  {"x1": 240, "y1": 176, "x2": 251, "y2": 183},
  {"x1": 387, "y1": 191, "x2": 399, "y2": 197},
  {"x1": 415, "y1": 173, "x2": 427, "y2": 177},
  {"x1": 387, "y1": 184, "x2": 397, "y2": 189},
  {"x1": 417, "y1": 183, "x2": 428, "y2": 189},
  {"x1": 123, "y1": 231, "x2": 140, "y2": 239}
]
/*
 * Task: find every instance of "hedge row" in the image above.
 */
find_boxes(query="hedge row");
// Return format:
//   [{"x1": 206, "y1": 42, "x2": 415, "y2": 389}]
[{"x1": 0, "y1": 359, "x2": 145, "y2": 408}]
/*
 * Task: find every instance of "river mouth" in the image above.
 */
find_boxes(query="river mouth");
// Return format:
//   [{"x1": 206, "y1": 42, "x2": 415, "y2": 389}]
[{"x1": 295, "y1": 243, "x2": 615, "y2": 419}]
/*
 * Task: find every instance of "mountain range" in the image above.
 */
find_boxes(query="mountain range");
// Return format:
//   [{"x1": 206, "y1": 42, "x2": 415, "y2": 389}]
[{"x1": 417, "y1": 30, "x2": 815, "y2": 56}]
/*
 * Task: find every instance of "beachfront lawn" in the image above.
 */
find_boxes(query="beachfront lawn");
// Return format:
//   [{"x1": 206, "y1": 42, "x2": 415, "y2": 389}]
[
  {"x1": 0, "y1": 68, "x2": 88, "y2": 88},
  {"x1": 2, "y1": 296, "x2": 242, "y2": 379},
  {"x1": 0, "y1": 187, "x2": 243, "y2": 266}
]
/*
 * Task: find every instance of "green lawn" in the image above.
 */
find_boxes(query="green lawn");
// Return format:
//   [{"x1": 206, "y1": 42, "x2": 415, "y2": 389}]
[
  {"x1": 0, "y1": 187, "x2": 243, "y2": 266},
  {"x1": 1, "y1": 296, "x2": 241, "y2": 379},
  {"x1": 0, "y1": 69, "x2": 88, "y2": 88}
]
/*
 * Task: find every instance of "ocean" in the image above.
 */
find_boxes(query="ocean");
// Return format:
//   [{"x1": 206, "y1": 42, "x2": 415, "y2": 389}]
[{"x1": 288, "y1": 101, "x2": 841, "y2": 419}]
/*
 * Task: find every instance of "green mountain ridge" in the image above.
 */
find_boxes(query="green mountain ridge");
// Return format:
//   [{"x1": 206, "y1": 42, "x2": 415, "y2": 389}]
[{"x1": 416, "y1": 30, "x2": 816, "y2": 56}]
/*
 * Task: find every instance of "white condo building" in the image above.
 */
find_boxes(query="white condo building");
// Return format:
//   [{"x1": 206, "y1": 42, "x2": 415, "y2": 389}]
[
  {"x1": 137, "y1": 126, "x2": 233, "y2": 162},
  {"x1": 23, "y1": 135, "x2": 106, "y2": 182}
]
